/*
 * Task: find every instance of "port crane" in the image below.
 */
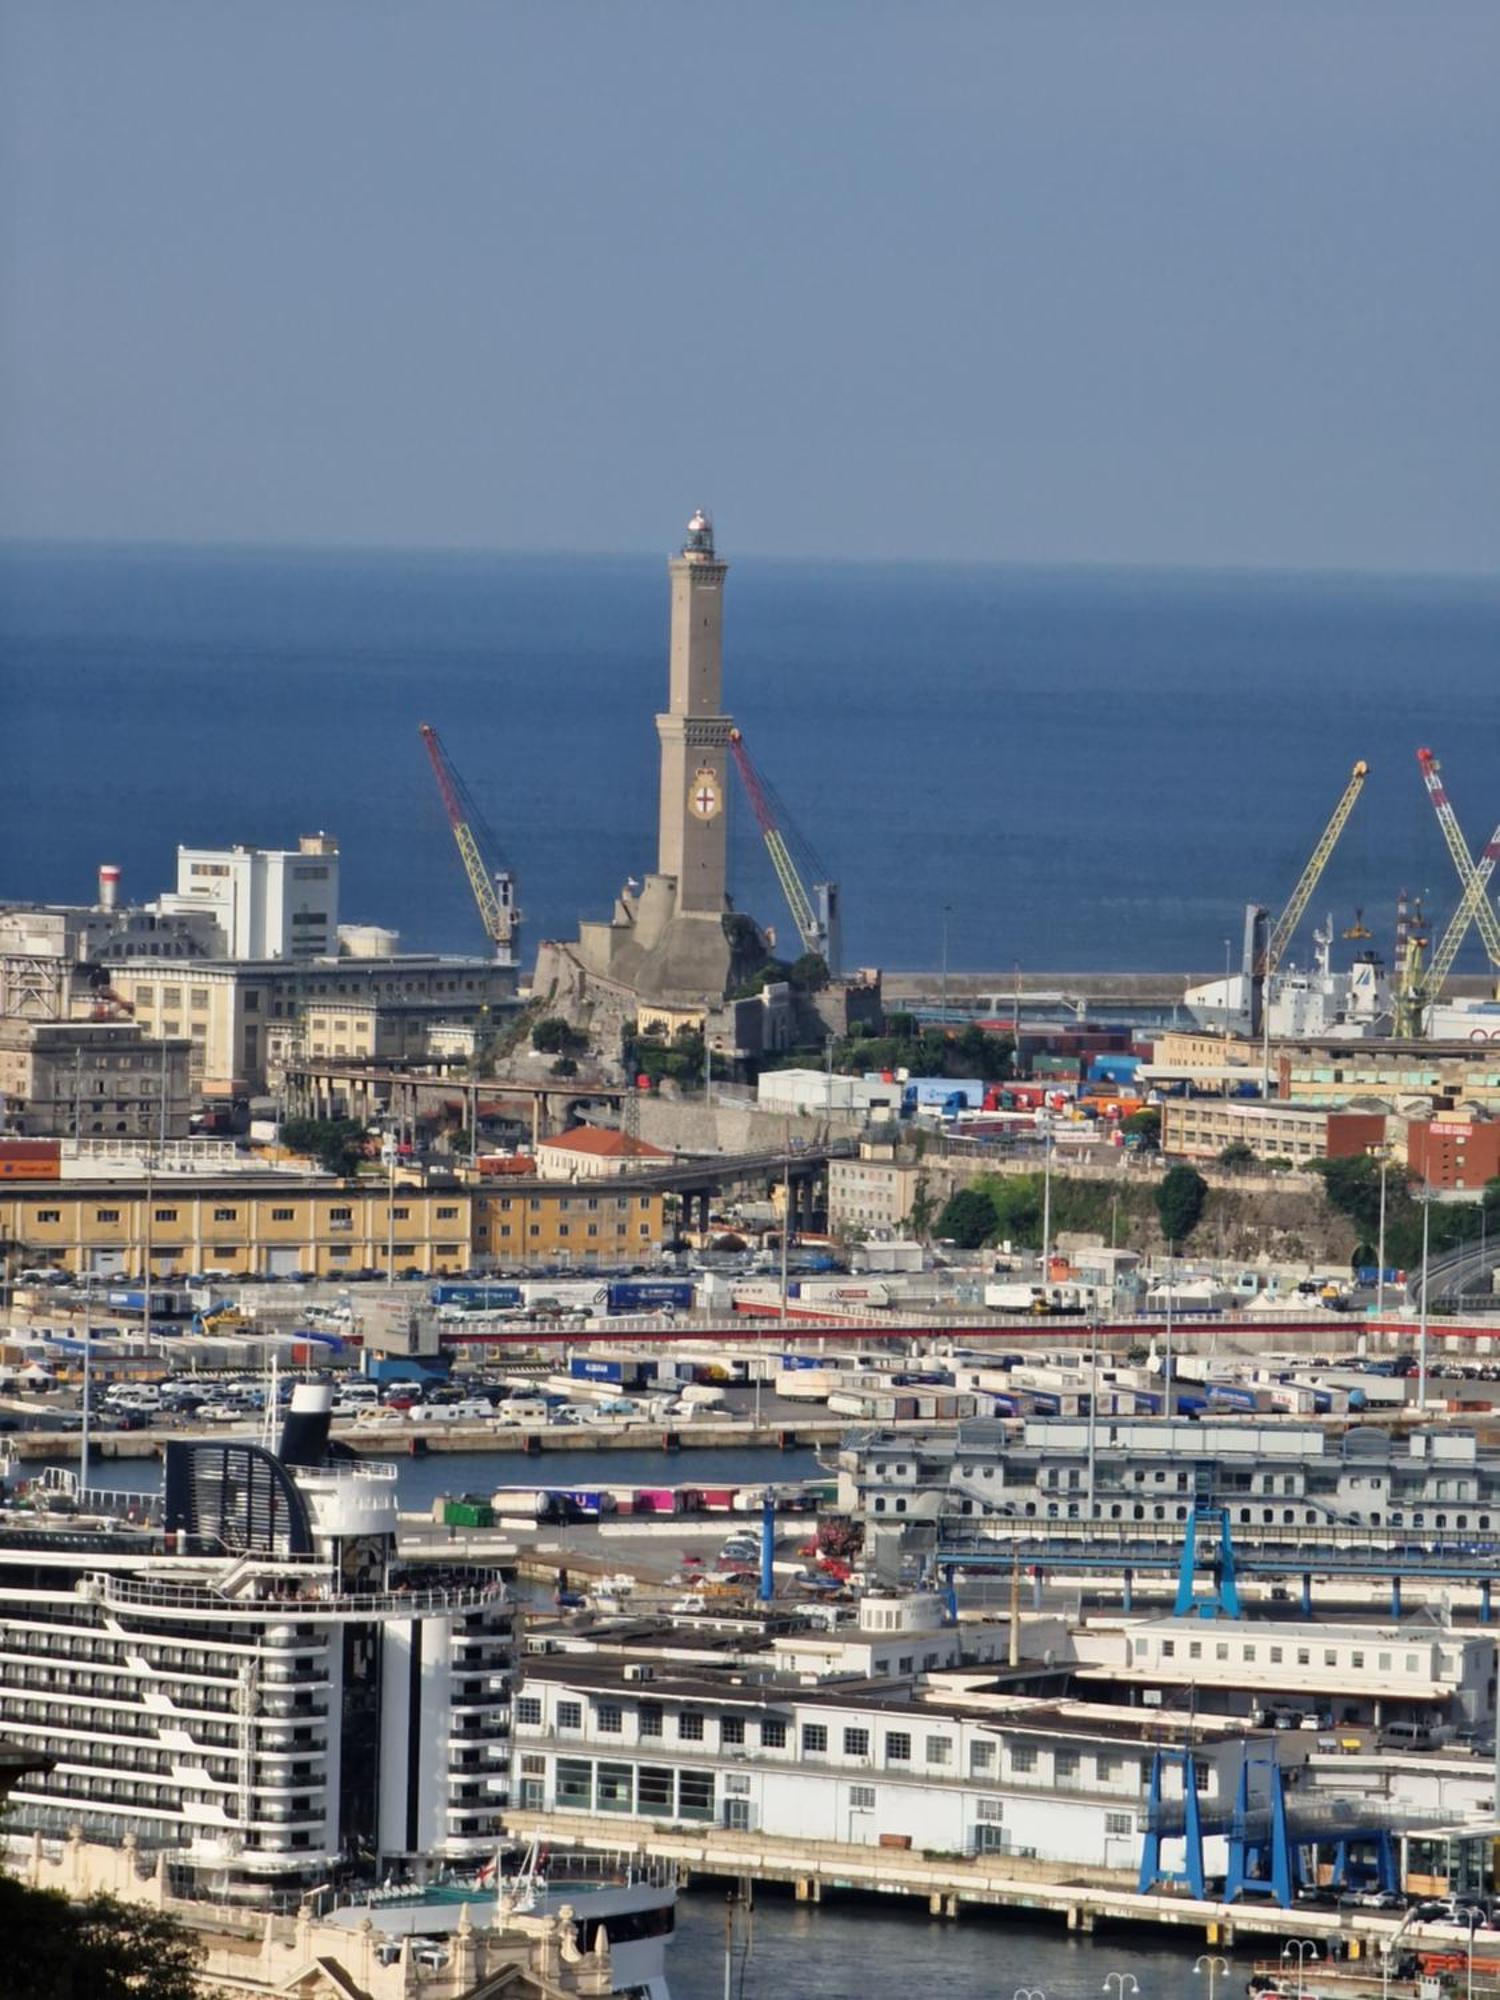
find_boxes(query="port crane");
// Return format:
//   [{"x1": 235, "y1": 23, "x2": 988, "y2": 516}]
[
  {"x1": 1399, "y1": 746, "x2": 1500, "y2": 1034},
  {"x1": 1255, "y1": 760, "x2": 1369, "y2": 979},
  {"x1": 418, "y1": 722, "x2": 520, "y2": 967},
  {"x1": 726, "y1": 728, "x2": 841, "y2": 974}
]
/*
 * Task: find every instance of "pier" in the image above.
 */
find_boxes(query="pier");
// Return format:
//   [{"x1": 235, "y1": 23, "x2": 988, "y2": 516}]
[{"x1": 503, "y1": 1810, "x2": 1453, "y2": 1956}]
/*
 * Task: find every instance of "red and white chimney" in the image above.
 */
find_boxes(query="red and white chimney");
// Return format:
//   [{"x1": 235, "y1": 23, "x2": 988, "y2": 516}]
[{"x1": 97, "y1": 864, "x2": 121, "y2": 913}]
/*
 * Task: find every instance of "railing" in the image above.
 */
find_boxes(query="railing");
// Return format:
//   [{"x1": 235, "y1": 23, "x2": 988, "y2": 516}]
[{"x1": 96, "y1": 1569, "x2": 506, "y2": 1619}]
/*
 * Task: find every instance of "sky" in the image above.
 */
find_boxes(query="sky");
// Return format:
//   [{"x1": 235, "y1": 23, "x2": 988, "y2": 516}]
[{"x1": 1, "y1": 2, "x2": 1496, "y2": 573}]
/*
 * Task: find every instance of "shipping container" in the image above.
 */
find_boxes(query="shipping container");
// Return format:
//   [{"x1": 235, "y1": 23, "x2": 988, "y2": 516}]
[
  {"x1": 606, "y1": 1280, "x2": 695, "y2": 1313},
  {"x1": 570, "y1": 1356, "x2": 626, "y2": 1384},
  {"x1": 632, "y1": 1487, "x2": 680, "y2": 1516},
  {"x1": 443, "y1": 1498, "x2": 495, "y2": 1530},
  {"x1": 430, "y1": 1282, "x2": 523, "y2": 1309}
]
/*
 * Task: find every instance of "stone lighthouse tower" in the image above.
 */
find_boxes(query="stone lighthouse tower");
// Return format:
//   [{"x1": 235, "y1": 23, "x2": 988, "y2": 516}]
[
  {"x1": 546, "y1": 507, "x2": 775, "y2": 1007},
  {"x1": 656, "y1": 509, "x2": 732, "y2": 914}
]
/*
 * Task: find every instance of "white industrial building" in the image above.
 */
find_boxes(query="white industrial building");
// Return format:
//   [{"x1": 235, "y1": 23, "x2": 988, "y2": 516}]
[
  {"x1": 756, "y1": 1067, "x2": 902, "y2": 1118},
  {"x1": 1071, "y1": 1614, "x2": 1496, "y2": 1732},
  {"x1": 158, "y1": 834, "x2": 340, "y2": 961},
  {"x1": 511, "y1": 1655, "x2": 1274, "y2": 1870}
]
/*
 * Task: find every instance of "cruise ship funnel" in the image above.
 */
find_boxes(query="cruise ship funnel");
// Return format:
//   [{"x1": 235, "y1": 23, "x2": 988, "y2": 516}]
[{"x1": 278, "y1": 1382, "x2": 334, "y2": 1467}]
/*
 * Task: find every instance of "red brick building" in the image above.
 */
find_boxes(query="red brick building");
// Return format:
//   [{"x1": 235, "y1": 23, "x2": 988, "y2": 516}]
[{"x1": 1407, "y1": 1118, "x2": 1500, "y2": 1193}]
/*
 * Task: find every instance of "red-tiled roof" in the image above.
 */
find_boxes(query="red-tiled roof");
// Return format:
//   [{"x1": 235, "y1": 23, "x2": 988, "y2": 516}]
[{"x1": 537, "y1": 1126, "x2": 670, "y2": 1160}]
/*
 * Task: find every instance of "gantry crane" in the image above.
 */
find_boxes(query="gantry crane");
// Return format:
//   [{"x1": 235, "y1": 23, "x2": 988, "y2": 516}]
[
  {"x1": 1256, "y1": 760, "x2": 1370, "y2": 979},
  {"x1": 1403, "y1": 747, "x2": 1500, "y2": 1033},
  {"x1": 418, "y1": 722, "x2": 520, "y2": 967},
  {"x1": 726, "y1": 728, "x2": 841, "y2": 974}
]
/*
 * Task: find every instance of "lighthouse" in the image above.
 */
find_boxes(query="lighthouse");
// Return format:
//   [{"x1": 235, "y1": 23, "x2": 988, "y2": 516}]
[{"x1": 655, "y1": 509, "x2": 733, "y2": 916}]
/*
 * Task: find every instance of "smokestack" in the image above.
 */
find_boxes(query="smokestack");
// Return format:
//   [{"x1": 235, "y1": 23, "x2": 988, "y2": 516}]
[
  {"x1": 98, "y1": 864, "x2": 121, "y2": 913},
  {"x1": 277, "y1": 1382, "x2": 334, "y2": 1468}
]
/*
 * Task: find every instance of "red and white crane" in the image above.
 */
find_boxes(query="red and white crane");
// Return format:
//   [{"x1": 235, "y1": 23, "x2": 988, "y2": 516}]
[
  {"x1": 726, "y1": 728, "x2": 841, "y2": 973},
  {"x1": 1410, "y1": 746, "x2": 1500, "y2": 1029},
  {"x1": 419, "y1": 722, "x2": 520, "y2": 967}
]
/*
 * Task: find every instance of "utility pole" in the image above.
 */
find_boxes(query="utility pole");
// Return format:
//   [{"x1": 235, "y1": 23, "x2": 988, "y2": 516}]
[
  {"x1": 142, "y1": 1152, "x2": 154, "y2": 1363},
  {"x1": 1086, "y1": 1312, "x2": 1099, "y2": 1518},
  {"x1": 386, "y1": 1136, "x2": 397, "y2": 1280},
  {"x1": 1418, "y1": 1179, "x2": 1431, "y2": 1413},
  {"x1": 1376, "y1": 1156, "x2": 1388, "y2": 1320},
  {"x1": 1164, "y1": 1239, "x2": 1175, "y2": 1410},
  {"x1": 940, "y1": 905, "x2": 951, "y2": 1025},
  {"x1": 79, "y1": 1271, "x2": 92, "y2": 1496},
  {"x1": 778, "y1": 1118, "x2": 791, "y2": 1325}
]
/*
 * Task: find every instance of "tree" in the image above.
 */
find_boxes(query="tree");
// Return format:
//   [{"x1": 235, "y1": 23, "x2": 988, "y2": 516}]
[
  {"x1": 280, "y1": 1117, "x2": 366, "y2": 1177},
  {"x1": 787, "y1": 952, "x2": 829, "y2": 992},
  {"x1": 1155, "y1": 1164, "x2": 1208, "y2": 1244},
  {"x1": 531, "y1": 1016, "x2": 588, "y2": 1057},
  {"x1": 908, "y1": 1170, "x2": 938, "y2": 1243},
  {"x1": 1218, "y1": 1141, "x2": 1256, "y2": 1169},
  {"x1": 1123, "y1": 1108, "x2": 1161, "y2": 1149},
  {"x1": 934, "y1": 1186, "x2": 996, "y2": 1249},
  {"x1": 0, "y1": 1880, "x2": 202, "y2": 2000}
]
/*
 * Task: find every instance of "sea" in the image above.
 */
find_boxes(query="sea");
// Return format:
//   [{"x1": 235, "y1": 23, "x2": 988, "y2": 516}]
[{"x1": 2, "y1": 540, "x2": 1497, "y2": 977}]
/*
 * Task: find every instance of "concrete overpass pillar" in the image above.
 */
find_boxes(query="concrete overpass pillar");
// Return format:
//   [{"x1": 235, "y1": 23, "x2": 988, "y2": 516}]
[
  {"x1": 1122, "y1": 1569, "x2": 1134, "y2": 1613},
  {"x1": 1301, "y1": 1572, "x2": 1313, "y2": 1617},
  {"x1": 1483, "y1": 1580, "x2": 1493, "y2": 1625},
  {"x1": 1390, "y1": 1577, "x2": 1402, "y2": 1620}
]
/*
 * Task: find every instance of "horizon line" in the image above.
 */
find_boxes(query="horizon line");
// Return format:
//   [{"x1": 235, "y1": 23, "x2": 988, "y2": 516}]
[{"x1": 0, "y1": 531, "x2": 1496, "y2": 592}]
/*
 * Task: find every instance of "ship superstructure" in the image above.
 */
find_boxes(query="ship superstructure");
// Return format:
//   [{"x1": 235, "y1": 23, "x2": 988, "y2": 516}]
[{"x1": 0, "y1": 1384, "x2": 515, "y2": 1901}]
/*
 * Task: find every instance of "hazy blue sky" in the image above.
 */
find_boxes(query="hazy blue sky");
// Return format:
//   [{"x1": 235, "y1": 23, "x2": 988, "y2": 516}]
[{"x1": 1, "y1": 2, "x2": 1496, "y2": 571}]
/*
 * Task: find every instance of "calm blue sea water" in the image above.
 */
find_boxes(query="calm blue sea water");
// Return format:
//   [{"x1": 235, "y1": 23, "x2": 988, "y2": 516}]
[{"x1": 1, "y1": 541, "x2": 1496, "y2": 974}]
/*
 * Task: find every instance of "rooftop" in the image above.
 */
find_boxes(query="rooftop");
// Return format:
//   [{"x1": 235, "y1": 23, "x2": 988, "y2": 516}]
[{"x1": 537, "y1": 1127, "x2": 671, "y2": 1161}]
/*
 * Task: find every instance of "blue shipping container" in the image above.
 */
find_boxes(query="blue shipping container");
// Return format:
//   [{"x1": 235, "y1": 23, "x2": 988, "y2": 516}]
[
  {"x1": 570, "y1": 1357, "x2": 625, "y2": 1383},
  {"x1": 606, "y1": 1280, "x2": 695, "y2": 1313},
  {"x1": 430, "y1": 1283, "x2": 524, "y2": 1308}
]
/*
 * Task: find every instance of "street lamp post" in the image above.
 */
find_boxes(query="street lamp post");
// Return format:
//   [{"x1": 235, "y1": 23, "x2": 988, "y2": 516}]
[
  {"x1": 1195, "y1": 1953, "x2": 1230, "y2": 2000},
  {"x1": 1164, "y1": 1238, "x2": 1176, "y2": 1407},
  {"x1": 1418, "y1": 1177, "x2": 1432, "y2": 1412},
  {"x1": 940, "y1": 905, "x2": 952, "y2": 1026},
  {"x1": 79, "y1": 1270, "x2": 93, "y2": 1498},
  {"x1": 1223, "y1": 937, "x2": 1233, "y2": 1049},
  {"x1": 1086, "y1": 1311, "x2": 1099, "y2": 1518},
  {"x1": 1281, "y1": 1938, "x2": 1320, "y2": 2000},
  {"x1": 1102, "y1": 1975, "x2": 1139, "y2": 2000}
]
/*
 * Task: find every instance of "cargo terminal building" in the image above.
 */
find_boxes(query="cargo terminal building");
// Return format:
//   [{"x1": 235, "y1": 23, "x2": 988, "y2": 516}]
[{"x1": 0, "y1": 1168, "x2": 665, "y2": 1280}]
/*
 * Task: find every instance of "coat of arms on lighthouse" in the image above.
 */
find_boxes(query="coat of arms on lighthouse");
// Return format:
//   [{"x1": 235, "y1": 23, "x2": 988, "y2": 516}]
[{"x1": 688, "y1": 765, "x2": 722, "y2": 821}]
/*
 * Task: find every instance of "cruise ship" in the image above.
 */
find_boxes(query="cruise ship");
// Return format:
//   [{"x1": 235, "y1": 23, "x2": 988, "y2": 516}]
[{"x1": 0, "y1": 1384, "x2": 515, "y2": 1902}]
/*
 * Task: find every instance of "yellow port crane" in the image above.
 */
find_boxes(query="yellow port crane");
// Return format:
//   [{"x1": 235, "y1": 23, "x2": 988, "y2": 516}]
[
  {"x1": 419, "y1": 722, "x2": 520, "y2": 967},
  {"x1": 1255, "y1": 760, "x2": 1370, "y2": 979}
]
